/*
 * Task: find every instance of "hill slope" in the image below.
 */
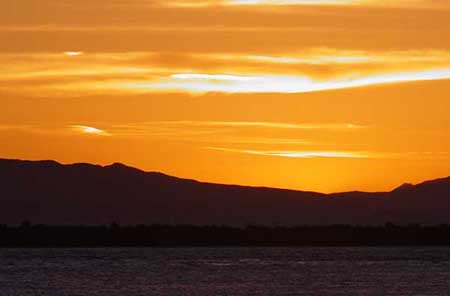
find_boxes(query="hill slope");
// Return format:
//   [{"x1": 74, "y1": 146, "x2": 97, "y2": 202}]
[{"x1": 1, "y1": 158, "x2": 449, "y2": 225}]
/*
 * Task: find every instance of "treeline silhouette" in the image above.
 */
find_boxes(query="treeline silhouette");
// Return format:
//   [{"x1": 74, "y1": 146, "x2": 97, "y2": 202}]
[{"x1": 2, "y1": 222, "x2": 450, "y2": 247}]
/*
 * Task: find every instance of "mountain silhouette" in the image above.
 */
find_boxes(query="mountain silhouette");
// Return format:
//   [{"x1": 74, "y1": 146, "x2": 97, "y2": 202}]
[{"x1": 1, "y1": 158, "x2": 449, "y2": 225}]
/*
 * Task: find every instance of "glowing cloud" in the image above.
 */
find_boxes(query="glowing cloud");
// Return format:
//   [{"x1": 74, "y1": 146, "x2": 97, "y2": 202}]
[
  {"x1": 164, "y1": 0, "x2": 441, "y2": 8},
  {"x1": 1, "y1": 49, "x2": 449, "y2": 97},
  {"x1": 189, "y1": 49, "x2": 450, "y2": 67},
  {"x1": 243, "y1": 54, "x2": 373, "y2": 65},
  {"x1": 165, "y1": 121, "x2": 365, "y2": 130},
  {"x1": 113, "y1": 121, "x2": 365, "y2": 131},
  {"x1": 69, "y1": 125, "x2": 110, "y2": 136},
  {"x1": 225, "y1": 0, "x2": 358, "y2": 5},
  {"x1": 125, "y1": 69, "x2": 450, "y2": 94},
  {"x1": 63, "y1": 51, "x2": 84, "y2": 57},
  {"x1": 209, "y1": 147, "x2": 370, "y2": 158},
  {"x1": 171, "y1": 74, "x2": 258, "y2": 81}
]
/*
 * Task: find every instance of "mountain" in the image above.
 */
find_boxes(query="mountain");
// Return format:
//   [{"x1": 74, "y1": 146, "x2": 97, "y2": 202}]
[{"x1": 0, "y1": 158, "x2": 449, "y2": 225}]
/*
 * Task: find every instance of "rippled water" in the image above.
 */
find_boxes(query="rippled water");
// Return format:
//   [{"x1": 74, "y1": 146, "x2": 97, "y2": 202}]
[{"x1": 1, "y1": 247, "x2": 450, "y2": 295}]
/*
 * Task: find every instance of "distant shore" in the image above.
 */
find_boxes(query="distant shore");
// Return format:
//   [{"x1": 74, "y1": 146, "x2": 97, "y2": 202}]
[{"x1": 2, "y1": 223, "x2": 450, "y2": 247}]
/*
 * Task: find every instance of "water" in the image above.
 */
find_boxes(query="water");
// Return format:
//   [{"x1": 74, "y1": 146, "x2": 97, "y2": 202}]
[{"x1": 1, "y1": 247, "x2": 450, "y2": 295}]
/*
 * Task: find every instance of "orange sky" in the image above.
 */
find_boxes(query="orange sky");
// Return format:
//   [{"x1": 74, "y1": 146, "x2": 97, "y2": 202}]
[{"x1": 1, "y1": 0, "x2": 449, "y2": 193}]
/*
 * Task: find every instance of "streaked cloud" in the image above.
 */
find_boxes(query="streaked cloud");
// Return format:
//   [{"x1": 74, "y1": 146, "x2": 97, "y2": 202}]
[
  {"x1": 63, "y1": 51, "x2": 84, "y2": 57},
  {"x1": 0, "y1": 124, "x2": 112, "y2": 137},
  {"x1": 204, "y1": 49, "x2": 450, "y2": 66},
  {"x1": 145, "y1": 121, "x2": 365, "y2": 130},
  {"x1": 0, "y1": 120, "x2": 361, "y2": 136},
  {"x1": 208, "y1": 147, "x2": 371, "y2": 158},
  {"x1": 240, "y1": 54, "x2": 373, "y2": 65},
  {"x1": 166, "y1": 0, "x2": 356, "y2": 6},
  {"x1": 68, "y1": 125, "x2": 111, "y2": 136},
  {"x1": 1, "y1": 49, "x2": 449, "y2": 96},
  {"x1": 171, "y1": 73, "x2": 258, "y2": 81},
  {"x1": 104, "y1": 120, "x2": 361, "y2": 147},
  {"x1": 71, "y1": 120, "x2": 364, "y2": 146},
  {"x1": 121, "y1": 69, "x2": 450, "y2": 94},
  {"x1": 2, "y1": 122, "x2": 450, "y2": 163},
  {"x1": 164, "y1": 0, "x2": 449, "y2": 8},
  {"x1": 208, "y1": 146, "x2": 450, "y2": 160},
  {"x1": 225, "y1": 0, "x2": 358, "y2": 5}
]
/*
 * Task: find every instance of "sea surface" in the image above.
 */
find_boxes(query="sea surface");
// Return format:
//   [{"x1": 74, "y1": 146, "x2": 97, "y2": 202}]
[{"x1": 1, "y1": 247, "x2": 450, "y2": 295}]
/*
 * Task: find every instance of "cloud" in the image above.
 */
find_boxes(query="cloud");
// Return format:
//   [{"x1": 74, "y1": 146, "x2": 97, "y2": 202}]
[
  {"x1": 151, "y1": 121, "x2": 365, "y2": 130},
  {"x1": 82, "y1": 121, "x2": 362, "y2": 147},
  {"x1": 207, "y1": 146, "x2": 450, "y2": 160},
  {"x1": 97, "y1": 121, "x2": 366, "y2": 149},
  {"x1": 204, "y1": 49, "x2": 450, "y2": 66},
  {"x1": 107, "y1": 121, "x2": 365, "y2": 136},
  {"x1": 68, "y1": 125, "x2": 111, "y2": 136},
  {"x1": 0, "y1": 121, "x2": 358, "y2": 148},
  {"x1": 224, "y1": 0, "x2": 357, "y2": 5},
  {"x1": 1, "y1": 0, "x2": 448, "y2": 41},
  {"x1": 165, "y1": 0, "x2": 357, "y2": 6},
  {"x1": 2, "y1": 122, "x2": 449, "y2": 162},
  {"x1": 0, "y1": 49, "x2": 449, "y2": 96},
  {"x1": 0, "y1": 124, "x2": 111, "y2": 137},
  {"x1": 121, "y1": 69, "x2": 450, "y2": 94},
  {"x1": 171, "y1": 73, "x2": 258, "y2": 81},
  {"x1": 162, "y1": 0, "x2": 449, "y2": 8},
  {"x1": 63, "y1": 51, "x2": 84, "y2": 57},
  {"x1": 207, "y1": 147, "x2": 371, "y2": 158}
]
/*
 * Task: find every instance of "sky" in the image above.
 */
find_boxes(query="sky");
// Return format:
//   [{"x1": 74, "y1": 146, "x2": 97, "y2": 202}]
[{"x1": 1, "y1": 0, "x2": 449, "y2": 193}]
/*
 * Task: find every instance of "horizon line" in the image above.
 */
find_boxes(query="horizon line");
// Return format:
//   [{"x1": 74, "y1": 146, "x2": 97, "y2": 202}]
[{"x1": 1, "y1": 157, "x2": 448, "y2": 196}]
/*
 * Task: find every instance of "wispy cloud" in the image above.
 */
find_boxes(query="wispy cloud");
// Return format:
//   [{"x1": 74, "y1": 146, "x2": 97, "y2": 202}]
[
  {"x1": 224, "y1": 0, "x2": 357, "y2": 5},
  {"x1": 165, "y1": 0, "x2": 356, "y2": 6},
  {"x1": 93, "y1": 120, "x2": 360, "y2": 146},
  {"x1": 0, "y1": 120, "x2": 360, "y2": 137},
  {"x1": 63, "y1": 51, "x2": 84, "y2": 57},
  {"x1": 164, "y1": 0, "x2": 448, "y2": 8},
  {"x1": 208, "y1": 146, "x2": 450, "y2": 160},
  {"x1": 2, "y1": 123, "x2": 449, "y2": 161},
  {"x1": 203, "y1": 49, "x2": 450, "y2": 66},
  {"x1": 0, "y1": 124, "x2": 112, "y2": 137},
  {"x1": 1, "y1": 49, "x2": 449, "y2": 96},
  {"x1": 122, "y1": 69, "x2": 450, "y2": 94},
  {"x1": 68, "y1": 125, "x2": 111, "y2": 136},
  {"x1": 102, "y1": 121, "x2": 364, "y2": 144},
  {"x1": 208, "y1": 147, "x2": 371, "y2": 158},
  {"x1": 148, "y1": 121, "x2": 366, "y2": 130}
]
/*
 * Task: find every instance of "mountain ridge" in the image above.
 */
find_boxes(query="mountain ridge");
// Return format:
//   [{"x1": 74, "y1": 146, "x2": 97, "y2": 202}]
[
  {"x1": 1, "y1": 157, "x2": 437, "y2": 195},
  {"x1": 1, "y1": 158, "x2": 449, "y2": 225}
]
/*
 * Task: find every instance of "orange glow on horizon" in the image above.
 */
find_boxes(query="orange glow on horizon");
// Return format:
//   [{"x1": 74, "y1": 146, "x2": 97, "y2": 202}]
[{"x1": 0, "y1": 0, "x2": 449, "y2": 193}]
